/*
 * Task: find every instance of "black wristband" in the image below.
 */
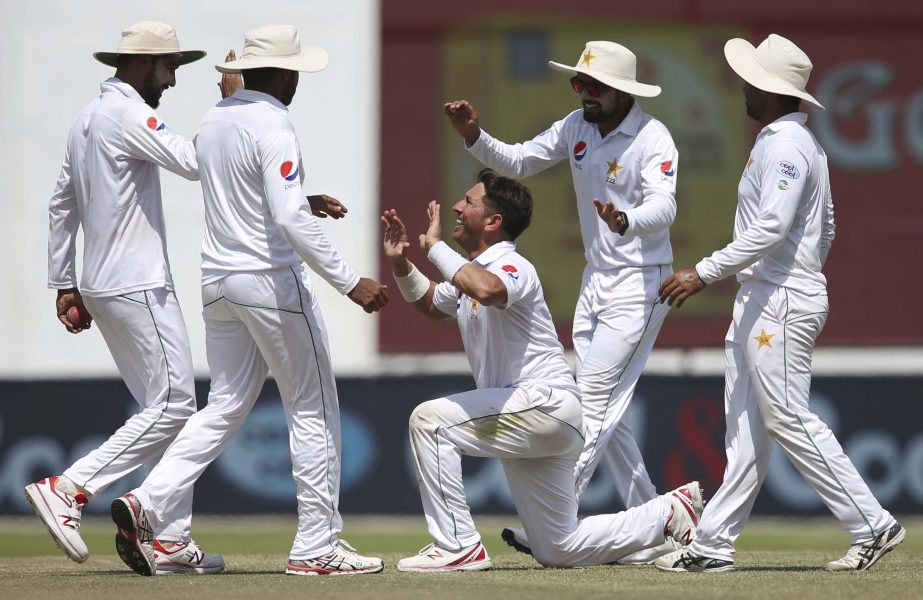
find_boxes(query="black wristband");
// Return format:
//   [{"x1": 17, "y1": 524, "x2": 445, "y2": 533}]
[{"x1": 617, "y1": 211, "x2": 629, "y2": 235}]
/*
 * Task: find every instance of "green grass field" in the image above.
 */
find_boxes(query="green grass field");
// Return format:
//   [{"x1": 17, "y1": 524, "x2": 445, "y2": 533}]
[{"x1": 1, "y1": 515, "x2": 920, "y2": 599}]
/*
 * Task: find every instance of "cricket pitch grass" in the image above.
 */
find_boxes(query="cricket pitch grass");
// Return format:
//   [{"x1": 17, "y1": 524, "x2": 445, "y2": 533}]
[{"x1": 2, "y1": 515, "x2": 921, "y2": 599}]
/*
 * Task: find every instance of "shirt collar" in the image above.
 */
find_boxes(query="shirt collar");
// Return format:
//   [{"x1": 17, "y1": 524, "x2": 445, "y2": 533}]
[
  {"x1": 472, "y1": 240, "x2": 517, "y2": 266},
  {"x1": 762, "y1": 112, "x2": 808, "y2": 134},
  {"x1": 101, "y1": 77, "x2": 146, "y2": 104},
  {"x1": 606, "y1": 100, "x2": 643, "y2": 138},
  {"x1": 232, "y1": 89, "x2": 289, "y2": 111}
]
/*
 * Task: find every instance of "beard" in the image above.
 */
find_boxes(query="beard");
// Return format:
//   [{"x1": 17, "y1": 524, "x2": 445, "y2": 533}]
[
  {"x1": 140, "y1": 73, "x2": 164, "y2": 108},
  {"x1": 581, "y1": 99, "x2": 618, "y2": 123}
]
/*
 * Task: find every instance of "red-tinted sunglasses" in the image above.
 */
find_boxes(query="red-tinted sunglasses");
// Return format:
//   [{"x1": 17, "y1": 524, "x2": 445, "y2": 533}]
[{"x1": 570, "y1": 76, "x2": 609, "y2": 97}]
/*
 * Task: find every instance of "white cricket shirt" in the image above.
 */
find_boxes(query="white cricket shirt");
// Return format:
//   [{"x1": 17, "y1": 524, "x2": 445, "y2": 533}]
[
  {"x1": 195, "y1": 90, "x2": 358, "y2": 293},
  {"x1": 47, "y1": 78, "x2": 198, "y2": 297},
  {"x1": 467, "y1": 101, "x2": 678, "y2": 270},
  {"x1": 695, "y1": 113, "x2": 835, "y2": 293},
  {"x1": 432, "y1": 241, "x2": 580, "y2": 394}
]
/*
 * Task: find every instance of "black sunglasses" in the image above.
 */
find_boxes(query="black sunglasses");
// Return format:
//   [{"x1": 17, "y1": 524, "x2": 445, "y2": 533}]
[{"x1": 570, "y1": 76, "x2": 610, "y2": 97}]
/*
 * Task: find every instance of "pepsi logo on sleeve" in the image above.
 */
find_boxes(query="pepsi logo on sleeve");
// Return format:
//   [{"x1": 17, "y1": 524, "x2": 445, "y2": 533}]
[
  {"x1": 146, "y1": 116, "x2": 165, "y2": 131},
  {"x1": 573, "y1": 141, "x2": 587, "y2": 161},
  {"x1": 776, "y1": 161, "x2": 800, "y2": 179},
  {"x1": 660, "y1": 160, "x2": 675, "y2": 177},
  {"x1": 501, "y1": 264, "x2": 519, "y2": 282},
  {"x1": 280, "y1": 161, "x2": 299, "y2": 181}
]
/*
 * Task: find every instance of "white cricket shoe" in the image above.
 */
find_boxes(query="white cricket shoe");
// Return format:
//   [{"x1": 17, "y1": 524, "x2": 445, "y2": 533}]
[
  {"x1": 111, "y1": 493, "x2": 156, "y2": 576},
  {"x1": 154, "y1": 539, "x2": 225, "y2": 574},
  {"x1": 826, "y1": 523, "x2": 906, "y2": 571},
  {"x1": 397, "y1": 541, "x2": 492, "y2": 572},
  {"x1": 286, "y1": 539, "x2": 383, "y2": 576},
  {"x1": 24, "y1": 476, "x2": 89, "y2": 563},
  {"x1": 664, "y1": 481, "x2": 705, "y2": 546},
  {"x1": 655, "y1": 548, "x2": 735, "y2": 573},
  {"x1": 617, "y1": 537, "x2": 683, "y2": 565}
]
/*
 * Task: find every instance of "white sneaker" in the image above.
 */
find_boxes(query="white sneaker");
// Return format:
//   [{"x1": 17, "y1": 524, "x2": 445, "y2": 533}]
[
  {"x1": 664, "y1": 481, "x2": 705, "y2": 546},
  {"x1": 617, "y1": 537, "x2": 682, "y2": 565},
  {"x1": 500, "y1": 527, "x2": 532, "y2": 555},
  {"x1": 286, "y1": 539, "x2": 383, "y2": 576},
  {"x1": 397, "y1": 541, "x2": 492, "y2": 572},
  {"x1": 826, "y1": 523, "x2": 906, "y2": 571},
  {"x1": 111, "y1": 493, "x2": 156, "y2": 576},
  {"x1": 154, "y1": 539, "x2": 225, "y2": 574},
  {"x1": 654, "y1": 548, "x2": 735, "y2": 573},
  {"x1": 24, "y1": 476, "x2": 89, "y2": 563}
]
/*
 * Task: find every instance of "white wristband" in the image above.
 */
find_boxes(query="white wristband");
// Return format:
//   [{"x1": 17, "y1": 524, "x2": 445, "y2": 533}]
[
  {"x1": 427, "y1": 241, "x2": 468, "y2": 283},
  {"x1": 394, "y1": 263, "x2": 431, "y2": 303}
]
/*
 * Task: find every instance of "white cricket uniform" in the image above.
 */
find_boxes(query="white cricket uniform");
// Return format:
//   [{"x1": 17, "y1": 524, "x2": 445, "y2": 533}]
[
  {"x1": 688, "y1": 112, "x2": 897, "y2": 561},
  {"x1": 411, "y1": 241, "x2": 672, "y2": 567},
  {"x1": 131, "y1": 89, "x2": 359, "y2": 560},
  {"x1": 47, "y1": 78, "x2": 198, "y2": 541},
  {"x1": 467, "y1": 101, "x2": 677, "y2": 506}
]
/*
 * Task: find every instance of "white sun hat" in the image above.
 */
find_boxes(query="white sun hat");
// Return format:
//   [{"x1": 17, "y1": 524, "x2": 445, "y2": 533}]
[
  {"x1": 724, "y1": 34, "x2": 825, "y2": 110},
  {"x1": 215, "y1": 25, "x2": 328, "y2": 74},
  {"x1": 548, "y1": 41, "x2": 661, "y2": 98},
  {"x1": 93, "y1": 21, "x2": 205, "y2": 67}
]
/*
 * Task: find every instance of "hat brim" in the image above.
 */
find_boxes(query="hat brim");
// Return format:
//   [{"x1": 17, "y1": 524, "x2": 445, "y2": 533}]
[
  {"x1": 724, "y1": 39, "x2": 825, "y2": 110},
  {"x1": 93, "y1": 50, "x2": 206, "y2": 68},
  {"x1": 215, "y1": 46, "x2": 328, "y2": 74},
  {"x1": 548, "y1": 61, "x2": 661, "y2": 97}
]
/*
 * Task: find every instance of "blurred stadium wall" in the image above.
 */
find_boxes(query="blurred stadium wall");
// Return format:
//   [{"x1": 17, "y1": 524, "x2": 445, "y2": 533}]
[{"x1": 1, "y1": 1, "x2": 920, "y2": 516}]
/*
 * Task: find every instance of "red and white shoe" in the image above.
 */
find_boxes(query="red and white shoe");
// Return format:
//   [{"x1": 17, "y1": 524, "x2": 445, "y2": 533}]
[
  {"x1": 664, "y1": 481, "x2": 705, "y2": 546},
  {"x1": 397, "y1": 541, "x2": 492, "y2": 572},
  {"x1": 286, "y1": 539, "x2": 383, "y2": 576},
  {"x1": 154, "y1": 539, "x2": 225, "y2": 574},
  {"x1": 24, "y1": 476, "x2": 89, "y2": 563},
  {"x1": 111, "y1": 493, "x2": 155, "y2": 576}
]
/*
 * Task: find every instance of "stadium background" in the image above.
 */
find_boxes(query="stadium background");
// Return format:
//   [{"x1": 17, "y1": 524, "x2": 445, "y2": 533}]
[{"x1": 0, "y1": 0, "x2": 920, "y2": 522}]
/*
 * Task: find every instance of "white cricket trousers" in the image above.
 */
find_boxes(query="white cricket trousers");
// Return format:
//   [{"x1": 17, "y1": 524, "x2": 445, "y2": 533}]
[
  {"x1": 133, "y1": 266, "x2": 344, "y2": 559},
  {"x1": 68, "y1": 288, "x2": 197, "y2": 541},
  {"x1": 409, "y1": 385, "x2": 671, "y2": 567},
  {"x1": 572, "y1": 264, "x2": 671, "y2": 506},
  {"x1": 690, "y1": 280, "x2": 897, "y2": 561}
]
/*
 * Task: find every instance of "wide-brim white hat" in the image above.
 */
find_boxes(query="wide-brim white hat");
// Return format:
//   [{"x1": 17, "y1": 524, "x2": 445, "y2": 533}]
[
  {"x1": 724, "y1": 34, "x2": 825, "y2": 110},
  {"x1": 94, "y1": 21, "x2": 205, "y2": 67},
  {"x1": 216, "y1": 25, "x2": 327, "y2": 74},
  {"x1": 548, "y1": 41, "x2": 661, "y2": 98}
]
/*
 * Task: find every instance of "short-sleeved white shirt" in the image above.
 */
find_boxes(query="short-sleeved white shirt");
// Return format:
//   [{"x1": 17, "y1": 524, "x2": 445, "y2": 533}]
[
  {"x1": 432, "y1": 241, "x2": 579, "y2": 394},
  {"x1": 695, "y1": 113, "x2": 835, "y2": 293},
  {"x1": 467, "y1": 101, "x2": 678, "y2": 270},
  {"x1": 195, "y1": 90, "x2": 358, "y2": 293},
  {"x1": 47, "y1": 78, "x2": 198, "y2": 297}
]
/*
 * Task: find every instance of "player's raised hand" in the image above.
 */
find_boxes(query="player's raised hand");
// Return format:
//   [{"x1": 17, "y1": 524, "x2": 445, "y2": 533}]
[
  {"x1": 443, "y1": 100, "x2": 481, "y2": 146},
  {"x1": 218, "y1": 50, "x2": 243, "y2": 99},
  {"x1": 419, "y1": 200, "x2": 442, "y2": 252},
  {"x1": 309, "y1": 194, "x2": 348, "y2": 219},
  {"x1": 381, "y1": 209, "x2": 411, "y2": 263},
  {"x1": 348, "y1": 277, "x2": 390, "y2": 313},
  {"x1": 658, "y1": 268, "x2": 706, "y2": 308},
  {"x1": 594, "y1": 198, "x2": 626, "y2": 234}
]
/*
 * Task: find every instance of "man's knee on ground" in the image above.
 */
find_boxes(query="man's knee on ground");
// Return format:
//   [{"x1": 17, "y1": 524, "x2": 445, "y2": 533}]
[{"x1": 531, "y1": 538, "x2": 581, "y2": 568}]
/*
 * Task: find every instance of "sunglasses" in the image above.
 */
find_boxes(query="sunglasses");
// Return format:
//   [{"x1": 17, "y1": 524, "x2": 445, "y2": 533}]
[{"x1": 570, "y1": 76, "x2": 610, "y2": 97}]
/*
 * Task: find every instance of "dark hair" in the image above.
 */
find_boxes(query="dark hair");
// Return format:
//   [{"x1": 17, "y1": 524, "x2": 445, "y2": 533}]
[
  {"x1": 242, "y1": 67, "x2": 284, "y2": 88},
  {"x1": 778, "y1": 94, "x2": 801, "y2": 113},
  {"x1": 477, "y1": 168, "x2": 533, "y2": 240}
]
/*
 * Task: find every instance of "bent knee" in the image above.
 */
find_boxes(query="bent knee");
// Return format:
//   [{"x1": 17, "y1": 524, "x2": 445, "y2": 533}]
[{"x1": 531, "y1": 540, "x2": 579, "y2": 568}]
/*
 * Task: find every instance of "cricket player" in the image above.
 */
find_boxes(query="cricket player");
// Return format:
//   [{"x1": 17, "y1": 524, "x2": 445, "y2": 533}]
[
  {"x1": 445, "y1": 40, "x2": 679, "y2": 562},
  {"x1": 654, "y1": 34, "x2": 905, "y2": 573},
  {"x1": 109, "y1": 25, "x2": 388, "y2": 577},
  {"x1": 383, "y1": 169, "x2": 702, "y2": 572},
  {"x1": 29, "y1": 21, "x2": 227, "y2": 573}
]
